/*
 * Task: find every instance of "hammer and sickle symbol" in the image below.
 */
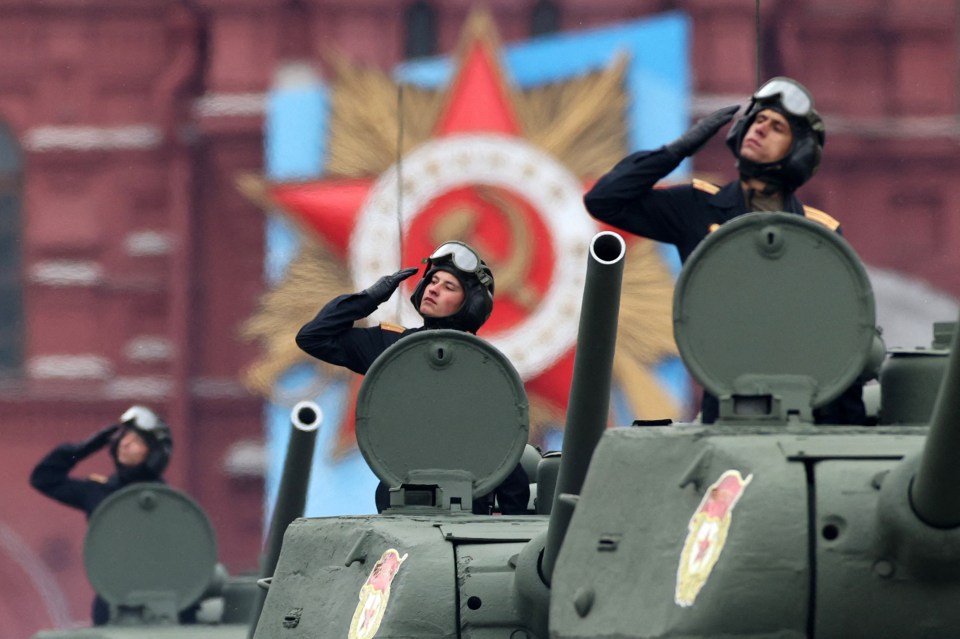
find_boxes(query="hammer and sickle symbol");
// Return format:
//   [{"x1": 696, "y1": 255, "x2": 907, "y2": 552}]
[{"x1": 429, "y1": 185, "x2": 541, "y2": 310}]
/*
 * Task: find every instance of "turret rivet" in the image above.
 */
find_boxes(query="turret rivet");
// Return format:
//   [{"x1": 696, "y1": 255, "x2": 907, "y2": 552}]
[
  {"x1": 755, "y1": 226, "x2": 785, "y2": 258},
  {"x1": 871, "y1": 471, "x2": 887, "y2": 490},
  {"x1": 428, "y1": 342, "x2": 454, "y2": 367},
  {"x1": 137, "y1": 491, "x2": 157, "y2": 511},
  {"x1": 573, "y1": 587, "x2": 594, "y2": 617},
  {"x1": 873, "y1": 560, "x2": 895, "y2": 578}
]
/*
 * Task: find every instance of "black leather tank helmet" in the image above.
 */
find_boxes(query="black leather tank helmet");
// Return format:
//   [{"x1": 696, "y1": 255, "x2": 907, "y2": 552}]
[
  {"x1": 726, "y1": 76, "x2": 826, "y2": 192},
  {"x1": 410, "y1": 241, "x2": 495, "y2": 334},
  {"x1": 110, "y1": 405, "x2": 173, "y2": 480}
]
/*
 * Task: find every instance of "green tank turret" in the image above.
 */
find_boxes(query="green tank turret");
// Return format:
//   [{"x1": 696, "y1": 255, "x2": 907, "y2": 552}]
[
  {"x1": 879, "y1": 322, "x2": 954, "y2": 424},
  {"x1": 250, "y1": 231, "x2": 626, "y2": 639},
  {"x1": 31, "y1": 401, "x2": 322, "y2": 639},
  {"x1": 550, "y1": 213, "x2": 960, "y2": 638},
  {"x1": 30, "y1": 482, "x2": 253, "y2": 639},
  {"x1": 250, "y1": 215, "x2": 960, "y2": 639}
]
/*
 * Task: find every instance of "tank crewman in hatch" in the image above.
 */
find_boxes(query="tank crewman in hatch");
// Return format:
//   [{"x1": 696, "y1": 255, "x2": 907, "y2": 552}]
[
  {"x1": 296, "y1": 240, "x2": 530, "y2": 515},
  {"x1": 30, "y1": 405, "x2": 174, "y2": 625},
  {"x1": 583, "y1": 76, "x2": 865, "y2": 425}
]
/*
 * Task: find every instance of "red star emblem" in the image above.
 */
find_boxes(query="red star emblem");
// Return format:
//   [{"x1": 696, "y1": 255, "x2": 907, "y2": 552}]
[{"x1": 694, "y1": 530, "x2": 713, "y2": 563}]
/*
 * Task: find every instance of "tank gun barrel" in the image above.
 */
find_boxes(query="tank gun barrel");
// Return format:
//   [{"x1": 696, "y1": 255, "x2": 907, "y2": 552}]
[
  {"x1": 542, "y1": 231, "x2": 625, "y2": 583},
  {"x1": 909, "y1": 314, "x2": 960, "y2": 528},
  {"x1": 248, "y1": 400, "x2": 321, "y2": 635}
]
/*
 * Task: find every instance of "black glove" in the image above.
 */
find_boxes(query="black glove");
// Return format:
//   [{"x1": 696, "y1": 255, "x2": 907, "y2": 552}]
[
  {"x1": 664, "y1": 104, "x2": 740, "y2": 159},
  {"x1": 363, "y1": 267, "x2": 419, "y2": 305},
  {"x1": 75, "y1": 424, "x2": 120, "y2": 458}
]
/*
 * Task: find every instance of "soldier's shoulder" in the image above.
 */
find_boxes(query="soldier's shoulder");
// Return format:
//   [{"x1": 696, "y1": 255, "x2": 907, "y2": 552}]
[
  {"x1": 692, "y1": 178, "x2": 721, "y2": 195},
  {"x1": 801, "y1": 205, "x2": 841, "y2": 231},
  {"x1": 379, "y1": 322, "x2": 407, "y2": 334}
]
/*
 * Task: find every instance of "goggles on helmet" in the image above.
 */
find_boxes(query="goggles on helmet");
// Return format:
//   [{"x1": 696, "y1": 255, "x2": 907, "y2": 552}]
[
  {"x1": 753, "y1": 77, "x2": 814, "y2": 118},
  {"x1": 425, "y1": 241, "x2": 493, "y2": 290},
  {"x1": 427, "y1": 241, "x2": 482, "y2": 273},
  {"x1": 121, "y1": 405, "x2": 160, "y2": 431}
]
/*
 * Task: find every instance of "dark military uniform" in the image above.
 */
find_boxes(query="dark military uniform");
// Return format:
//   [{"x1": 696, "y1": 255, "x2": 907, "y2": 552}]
[
  {"x1": 30, "y1": 443, "x2": 141, "y2": 516},
  {"x1": 583, "y1": 147, "x2": 841, "y2": 263},
  {"x1": 296, "y1": 291, "x2": 423, "y2": 375},
  {"x1": 297, "y1": 290, "x2": 531, "y2": 514},
  {"x1": 584, "y1": 146, "x2": 865, "y2": 425}
]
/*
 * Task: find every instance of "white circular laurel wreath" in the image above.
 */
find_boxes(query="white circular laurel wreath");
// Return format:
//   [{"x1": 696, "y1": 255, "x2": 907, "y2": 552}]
[{"x1": 351, "y1": 134, "x2": 596, "y2": 380}]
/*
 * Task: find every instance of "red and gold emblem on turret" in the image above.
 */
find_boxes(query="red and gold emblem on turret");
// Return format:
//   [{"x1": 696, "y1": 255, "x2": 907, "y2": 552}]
[
  {"x1": 675, "y1": 469, "x2": 752, "y2": 607},
  {"x1": 349, "y1": 548, "x2": 408, "y2": 639}
]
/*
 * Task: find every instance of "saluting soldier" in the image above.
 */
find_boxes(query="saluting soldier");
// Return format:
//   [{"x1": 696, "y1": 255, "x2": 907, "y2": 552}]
[
  {"x1": 296, "y1": 240, "x2": 530, "y2": 514},
  {"x1": 584, "y1": 76, "x2": 864, "y2": 425},
  {"x1": 30, "y1": 406, "x2": 173, "y2": 625}
]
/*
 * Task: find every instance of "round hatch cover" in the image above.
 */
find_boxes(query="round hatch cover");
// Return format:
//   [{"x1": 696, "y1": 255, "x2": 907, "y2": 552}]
[
  {"x1": 356, "y1": 330, "x2": 529, "y2": 497},
  {"x1": 673, "y1": 212, "x2": 876, "y2": 407},
  {"x1": 84, "y1": 484, "x2": 217, "y2": 611}
]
